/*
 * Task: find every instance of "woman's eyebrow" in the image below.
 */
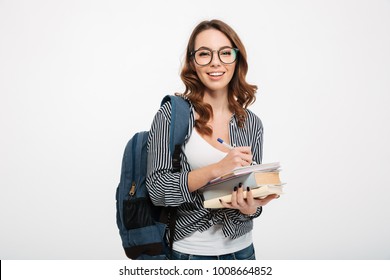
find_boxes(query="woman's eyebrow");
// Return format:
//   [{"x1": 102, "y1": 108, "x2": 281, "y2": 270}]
[{"x1": 195, "y1": 45, "x2": 233, "y2": 50}]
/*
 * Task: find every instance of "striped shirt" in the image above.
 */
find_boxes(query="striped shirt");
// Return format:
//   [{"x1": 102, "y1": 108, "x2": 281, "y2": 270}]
[{"x1": 146, "y1": 100, "x2": 264, "y2": 241}]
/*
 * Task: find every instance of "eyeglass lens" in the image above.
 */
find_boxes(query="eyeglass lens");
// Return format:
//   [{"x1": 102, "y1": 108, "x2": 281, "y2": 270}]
[{"x1": 194, "y1": 48, "x2": 237, "y2": 66}]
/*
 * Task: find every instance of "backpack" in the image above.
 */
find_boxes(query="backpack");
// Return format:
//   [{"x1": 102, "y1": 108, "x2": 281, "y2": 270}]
[{"x1": 115, "y1": 95, "x2": 190, "y2": 260}]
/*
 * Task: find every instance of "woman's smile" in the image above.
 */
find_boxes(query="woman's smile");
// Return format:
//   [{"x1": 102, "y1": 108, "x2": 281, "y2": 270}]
[{"x1": 207, "y1": 71, "x2": 225, "y2": 80}]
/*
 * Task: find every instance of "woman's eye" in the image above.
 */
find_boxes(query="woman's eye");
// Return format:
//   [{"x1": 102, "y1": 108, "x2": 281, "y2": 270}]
[{"x1": 198, "y1": 51, "x2": 211, "y2": 57}]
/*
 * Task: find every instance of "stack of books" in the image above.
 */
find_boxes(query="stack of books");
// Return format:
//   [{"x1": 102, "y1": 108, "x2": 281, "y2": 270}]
[{"x1": 200, "y1": 162, "x2": 285, "y2": 208}]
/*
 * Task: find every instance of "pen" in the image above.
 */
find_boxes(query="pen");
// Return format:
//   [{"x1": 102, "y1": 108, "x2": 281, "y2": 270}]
[
  {"x1": 217, "y1": 138, "x2": 234, "y2": 150},
  {"x1": 217, "y1": 138, "x2": 258, "y2": 165}
]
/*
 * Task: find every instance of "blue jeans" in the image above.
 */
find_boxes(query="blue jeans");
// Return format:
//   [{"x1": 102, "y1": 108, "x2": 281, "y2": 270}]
[{"x1": 167, "y1": 244, "x2": 256, "y2": 260}]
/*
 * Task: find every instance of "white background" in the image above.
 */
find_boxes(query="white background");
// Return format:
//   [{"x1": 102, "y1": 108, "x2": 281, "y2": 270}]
[{"x1": 1, "y1": 0, "x2": 389, "y2": 259}]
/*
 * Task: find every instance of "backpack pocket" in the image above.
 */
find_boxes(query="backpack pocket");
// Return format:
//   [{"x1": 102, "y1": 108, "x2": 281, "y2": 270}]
[
  {"x1": 123, "y1": 197, "x2": 154, "y2": 230},
  {"x1": 124, "y1": 222, "x2": 167, "y2": 259}
]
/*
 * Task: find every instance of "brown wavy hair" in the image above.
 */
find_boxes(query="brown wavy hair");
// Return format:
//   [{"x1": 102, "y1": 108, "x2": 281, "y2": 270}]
[{"x1": 179, "y1": 19, "x2": 258, "y2": 136}]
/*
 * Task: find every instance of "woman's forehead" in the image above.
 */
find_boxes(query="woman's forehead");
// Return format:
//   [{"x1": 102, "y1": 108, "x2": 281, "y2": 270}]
[{"x1": 194, "y1": 29, "x2": 232, "y2": 49}]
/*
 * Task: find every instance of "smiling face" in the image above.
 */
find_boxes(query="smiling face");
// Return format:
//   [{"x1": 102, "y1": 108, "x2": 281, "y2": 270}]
[{"x1": 193, "y1": 29, "x2": 236, "y2": 95}]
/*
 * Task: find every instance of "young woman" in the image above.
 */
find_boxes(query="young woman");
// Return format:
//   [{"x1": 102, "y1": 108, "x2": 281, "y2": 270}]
[{"x1": 146, "y1": 19, "x2": 278, "y2": 260}]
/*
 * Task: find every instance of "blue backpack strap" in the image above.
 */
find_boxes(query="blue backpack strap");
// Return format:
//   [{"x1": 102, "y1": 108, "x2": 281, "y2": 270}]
[
  {"x1": 160, "y1": 95, "x2": 190, "y2": 156},
  {"x1": 160, "y1": 95, "x2": 190, "y2": 252},
  {"x1": 133, "y1": 131, "x2": 148, "y2": 197}
]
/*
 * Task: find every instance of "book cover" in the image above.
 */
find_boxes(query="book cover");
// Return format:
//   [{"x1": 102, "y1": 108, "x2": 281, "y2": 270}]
[{"x1": 209, "y1": 162, "x2": 281, "y2": 184}]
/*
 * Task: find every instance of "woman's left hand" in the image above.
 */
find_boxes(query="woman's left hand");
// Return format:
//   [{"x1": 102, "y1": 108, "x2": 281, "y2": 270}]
[{"x1": 219, "y1": 183, "x2": 279, "y2": 215}]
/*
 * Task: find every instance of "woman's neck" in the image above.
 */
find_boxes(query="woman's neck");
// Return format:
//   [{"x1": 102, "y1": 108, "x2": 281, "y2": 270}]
[{"x1": 203, "y1": 89, "x2": 231, "y2": 115}]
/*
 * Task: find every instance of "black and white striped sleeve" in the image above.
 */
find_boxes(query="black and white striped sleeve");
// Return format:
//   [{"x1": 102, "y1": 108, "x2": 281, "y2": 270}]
[
  {"x1": 146, "y1": 102, "x2": 196, "y2": 207},
  {"x1": 248, "y1": 110, "x2": 263, "y2": 165}
]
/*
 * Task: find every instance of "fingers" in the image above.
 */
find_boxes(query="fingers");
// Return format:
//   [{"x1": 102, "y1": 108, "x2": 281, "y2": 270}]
[
  {"x1": 228, "y1": 147, "x2": 254, "y2": 166},
  {"x1": 219, "y1": 199, "x2": 233, "y2": 209},
  {"x1": 234, "y1": 147, "x2": 252, "y2": 163},
  {"x1": 234, "y1": 146, "x2": 252, "y2": 154},
  {"x1": 219, "y1": 184, "x2": 244, "y2": 208},
  {"x1": 254, "y1": 194, "x2": 280, "y2": 206},
  {"x1": 228, "y1": 184, "x2": 253, "y2": 208},
  {"x1": 219, "y1": 186, "x2": 279, "y2": 211},
  {"x1": 232, "y1": 184, "x2": 244, "y2": 207},
  {"x1": 245, "y1": 186, "x2": 255, "y2": 207}
]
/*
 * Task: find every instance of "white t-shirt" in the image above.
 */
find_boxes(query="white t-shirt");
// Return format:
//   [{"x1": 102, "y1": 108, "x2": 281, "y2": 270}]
[{"x1": 174, "y1": 129, "x2": 252, "y2": 255}]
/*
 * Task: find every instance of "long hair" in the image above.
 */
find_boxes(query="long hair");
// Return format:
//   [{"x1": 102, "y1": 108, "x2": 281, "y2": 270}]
[{"x1": 180, "y1": 19, "x2": 258, "y2": 136}]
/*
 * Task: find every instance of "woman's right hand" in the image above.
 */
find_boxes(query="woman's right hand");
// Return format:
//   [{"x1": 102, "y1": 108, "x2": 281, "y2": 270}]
[
  {"x1": 215, "y1": 146, "x2": 253, "y2": 176},
  {"x1": 187, "y1": 146, "x2": 253, "y2": 192}
]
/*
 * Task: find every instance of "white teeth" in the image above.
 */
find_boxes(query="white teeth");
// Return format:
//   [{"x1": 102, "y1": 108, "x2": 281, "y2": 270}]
[{"x1": 208, "y1": 72, "x2": 223, "y2": 76}]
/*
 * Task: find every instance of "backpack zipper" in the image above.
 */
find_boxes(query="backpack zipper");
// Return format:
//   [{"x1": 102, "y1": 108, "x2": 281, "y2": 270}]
[{"x1": 129, "y1": 181, "x2": 136, "y2": 196}]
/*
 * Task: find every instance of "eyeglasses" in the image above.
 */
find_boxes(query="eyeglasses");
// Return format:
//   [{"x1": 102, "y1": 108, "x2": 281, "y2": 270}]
[{"x1": 190, "y1": 47, "x2": 239, "y2": 66}]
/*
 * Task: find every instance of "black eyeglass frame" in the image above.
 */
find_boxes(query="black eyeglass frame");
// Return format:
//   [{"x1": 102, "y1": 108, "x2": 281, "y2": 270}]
[{"x1": 190, "y1": 47, "x2": 239, "y2": 66}]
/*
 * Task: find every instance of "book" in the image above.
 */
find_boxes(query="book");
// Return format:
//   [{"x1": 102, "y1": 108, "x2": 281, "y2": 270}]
[
  {"x1": 200, "y1": 162, "x2": 284, "y2": 209},
  {"x1": 203, "y1": 185, "x2": 284, "y2": 208},
  {"x1": 203, "y1": 171, "x2": 282, "y2": 199},
  {"x1": 209, "y1": 162, "x2": 281, "y2": 184}
]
